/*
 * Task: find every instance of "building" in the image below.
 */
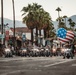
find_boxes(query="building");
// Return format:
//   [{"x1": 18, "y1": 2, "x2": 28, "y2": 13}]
[{"x1": 9, "y1": 27, "x2": 31, "y2": 48}]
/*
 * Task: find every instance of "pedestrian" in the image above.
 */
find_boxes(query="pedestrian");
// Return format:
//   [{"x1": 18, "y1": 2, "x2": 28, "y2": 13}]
[
  {"x1": 70, "y1": 43, "x2": 75, "y2": 56},
  {"x1": 11, "y1": 46, "x2": 14, "y2": 55}
]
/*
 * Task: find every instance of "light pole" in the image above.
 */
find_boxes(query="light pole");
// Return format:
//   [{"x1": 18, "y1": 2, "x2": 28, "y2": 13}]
[
  {"x1": 12, "y1": 0, "x2": 15, "y2": 50},
  {"x1": 1, "y1": 0, "x2": 4, "y2": 44}
]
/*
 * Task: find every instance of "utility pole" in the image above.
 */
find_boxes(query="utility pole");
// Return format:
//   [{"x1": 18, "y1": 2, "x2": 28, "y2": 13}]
[
  {"x1": 1, "y1": 0, "x2": 4, "y2": 44},
  {"x1": 12, "y1": 0, "x2": 15, "y2": 50}
]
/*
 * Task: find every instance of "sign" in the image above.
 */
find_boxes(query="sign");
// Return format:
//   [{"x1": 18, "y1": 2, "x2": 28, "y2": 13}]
[
  {"x1": 5, "y1": 31, "x2": 9, "y2": 41},
  {"x1": 0, "y1": 34, "x2": 4, "y2": 39},
  {"x1": 9, "y1": 30, "x2": 13, "y2": 35},
  {"x1": 22, "y1": 33, "x2": 26, "y2": 41}
]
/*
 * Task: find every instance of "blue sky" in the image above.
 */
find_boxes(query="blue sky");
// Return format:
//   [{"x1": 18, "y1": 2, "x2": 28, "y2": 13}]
[{"x1": 0, "y1": 0, "x2": 76, "y2": 21}]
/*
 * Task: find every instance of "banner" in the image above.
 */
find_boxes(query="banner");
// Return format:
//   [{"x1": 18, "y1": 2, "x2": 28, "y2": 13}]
[
  {"x1": 5, "y1": 31, "x2": 9, "y2": 41},
  {"x1": 56, "y1": 28, "x2": 74, "y2": 43},
  {"x1": 22, "y1": 33, "x2": 26, "y2": 41}
]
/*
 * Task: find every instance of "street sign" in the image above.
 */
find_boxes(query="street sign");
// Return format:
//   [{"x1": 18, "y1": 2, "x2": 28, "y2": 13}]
[
  {"x1": 22, "y1": 33, "x2": 26, "y2": 41},
  {"x1": 5, "y1": 31, "x2": 9, "y2": 41},
  {"x1": 0, "y1": 34, "x2": 4, "y2": 39}
]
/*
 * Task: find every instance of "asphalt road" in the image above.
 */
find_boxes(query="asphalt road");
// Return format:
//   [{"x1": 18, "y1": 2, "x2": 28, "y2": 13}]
[{"x1": 0, "y1": 56, "x2": 76, "y2": 75}]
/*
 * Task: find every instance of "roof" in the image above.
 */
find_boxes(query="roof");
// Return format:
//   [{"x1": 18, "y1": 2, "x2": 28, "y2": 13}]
[{"x1": 10, "y1": 27, "x2": 31, "y2": 33}]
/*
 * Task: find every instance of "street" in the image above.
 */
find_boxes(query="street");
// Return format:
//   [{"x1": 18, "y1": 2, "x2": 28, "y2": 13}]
[{"x1": 0, "y1": 56, "x2": 76, "y2": 75}]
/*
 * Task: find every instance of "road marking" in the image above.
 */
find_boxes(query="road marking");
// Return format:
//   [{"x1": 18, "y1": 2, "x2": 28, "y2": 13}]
[
  {"x1": 43, "y1": 59, "x2": 75, "y2": 67},
  {"x1": 72, "y1": 64, "x2": 76, "y2": 66}
]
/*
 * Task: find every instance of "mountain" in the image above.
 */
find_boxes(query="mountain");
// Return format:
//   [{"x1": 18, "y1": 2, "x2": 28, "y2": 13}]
[
  {"x1": 53, "y1": 15, "x2": 76, "y2": 29},
  {"x1": 0, "y1": 18, "x2": 26, "y2": 27},
  {"x1": 70, "y1": 15, "x2": 76, "y2": 22},
  {"x1": 0, "y1": 15, "x2": 76, "y2": 29}
]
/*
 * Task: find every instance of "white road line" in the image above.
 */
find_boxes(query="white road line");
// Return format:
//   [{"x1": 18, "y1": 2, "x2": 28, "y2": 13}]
[
  {"x1": 71, "y1": 64, "x2": 76, "y2": 66},
  {"x1": 43, "y1": 59, "x2": 75, "y2": 67}
]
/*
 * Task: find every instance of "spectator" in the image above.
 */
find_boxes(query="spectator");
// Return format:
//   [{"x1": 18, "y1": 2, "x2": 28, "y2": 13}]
[{"x1": 70, "y1": 43, "x2": 75, "y2": 56}]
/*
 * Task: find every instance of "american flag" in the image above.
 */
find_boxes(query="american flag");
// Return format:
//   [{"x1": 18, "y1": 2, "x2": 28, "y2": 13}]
[{"x1": 57, "y1": 28, "x2": 75, "y2": 43}]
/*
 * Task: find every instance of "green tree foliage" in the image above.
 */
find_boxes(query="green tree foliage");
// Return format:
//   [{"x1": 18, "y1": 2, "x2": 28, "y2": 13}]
[{"x1": 21, "y1": 3, "x2": 55, "y2": 45}]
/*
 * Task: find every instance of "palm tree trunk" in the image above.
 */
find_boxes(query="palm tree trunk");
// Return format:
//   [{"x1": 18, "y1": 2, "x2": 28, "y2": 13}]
[
  {"x1": 39, "y1": 29, "x2": 41, "y2": 46},
  {"x1": 35, "y1": 26, "x2": 38, "y2": 46},
  {"x1": 39, "y1": 29, "x2": 41, "y2": 36},
  {"x1": 44, "y1": 29, "x2": 46, "y2": 38},
  {"x1": 48, "y1": 30, "x2": 50, "y2": 38},
  {"x1": 65, "y1": 18, "x2": 66, "y2": 27},
  {"x1": 31, "y1": 28, "x2": 33, "y2": 45}
]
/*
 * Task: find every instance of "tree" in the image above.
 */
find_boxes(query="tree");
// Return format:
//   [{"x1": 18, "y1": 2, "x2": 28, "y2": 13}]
[
  {"x1": 68, "y1": 18, "x2": 76, "y2": 31},
  {"x1": 56, "y1": 7, "x2": 61, "y2": 28},
  {"x1": 63, "y1": 15, "x2": 67, "y2": 27},
  {"x1": 71, "y1": 22, "x2": 76, "y2": 31},
  {"x1": 68, "y1": 18, "x2": 72, "y2": 29},
  {"x1": 21, "y1": 3, "x2": 42, "y2": 45},
  {"x1": 22, "y1": 3, "x2": 54, "y2": 45},
  {"x1": 56, "y1": 16, "x2": 63, "y2": 28}
]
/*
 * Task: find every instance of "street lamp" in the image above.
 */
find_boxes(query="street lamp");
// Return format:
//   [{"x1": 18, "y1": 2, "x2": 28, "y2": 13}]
[{"x1": 12, "y1": 0, "x2": 15, "y2": 50}]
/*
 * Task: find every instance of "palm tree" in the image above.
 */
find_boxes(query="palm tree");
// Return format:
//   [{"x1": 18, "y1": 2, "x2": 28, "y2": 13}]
[
  {"x1": 59, "y1": 22, "x2": 65, "y2": 28},
  {"x1": 46, "y1": 22, "x2": 54, "y2": 38},
  {"x1": 68, "y1": 18, "x2": 76, "y2": 31},
  {"x1": 22, "y1": 3, "x2": 53, "y2": 45},
  {"x1": 68, "y1": 18, "x2": 72, "y2": 29},
  {"x1": 22, "y1": 13, "x2": 35, "y2": 45},
  {"x1": 22, "y1": 3, "x2": 42, "y2": 45},
  {"x1": 32, "y1": 3, "x2": 42, "y2": 45},
  {"x1": 71, "y1": 22, "x2": 75, "y2": 31},
  {"x1": 63, "y1": 15, "x2": 67, "y2": 27},
  {"x1": 39, "y1": 11, "x2": 52, "y2": 38},
  {"x1": 56, "y1": 16, "x2": 63, "y2": 28},
  {"x1": 56, "y1": 7, "x2": 61, "y2": 28},
  {"x1": 56, "y1": 7, "x2": 61, "y2": 17}
]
